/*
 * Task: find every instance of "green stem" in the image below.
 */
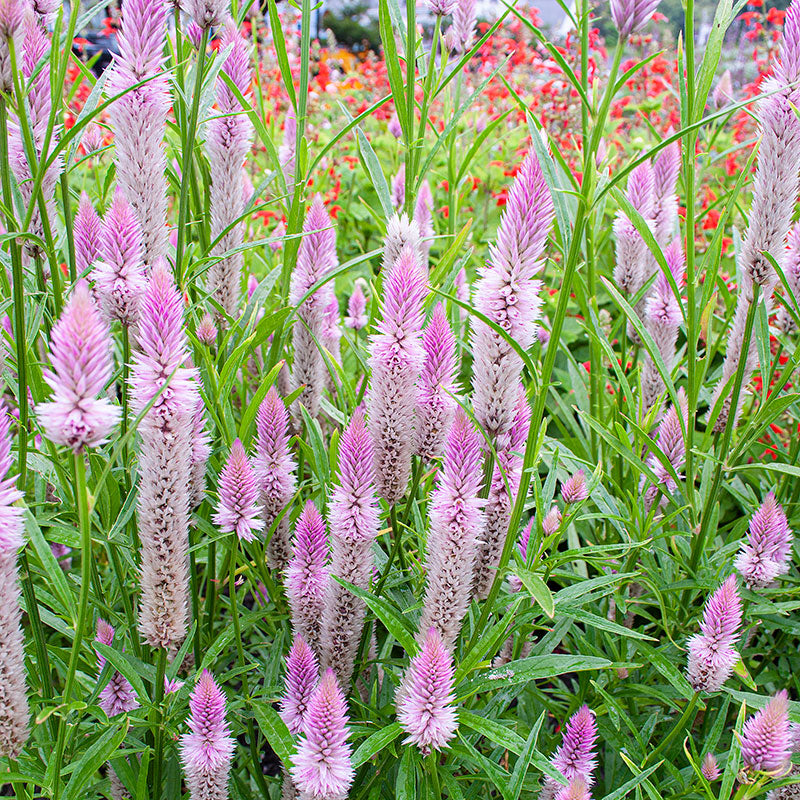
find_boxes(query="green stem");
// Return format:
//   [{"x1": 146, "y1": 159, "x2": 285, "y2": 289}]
[
  {"x1": 645, "y1": 692, "x2": 700, "y2": 766},
  {"x1": 175, "y1": 27, "x2": 209, "y2": 288},
  {"x1": 690, "y1": 289, "x2": 760, "y2": 574},
  {"x1": 403, "y1": 0, "x2": 416, "y2": 217},
  {"x1": 150, "y1": 647, "x2": 168, "y2": 799},
  {"x1": 52, "y1": 453, "x2": 93, "y2": 800},
  {"x1": 205, "y1": 538, "x2": 217, "y2": 641}
]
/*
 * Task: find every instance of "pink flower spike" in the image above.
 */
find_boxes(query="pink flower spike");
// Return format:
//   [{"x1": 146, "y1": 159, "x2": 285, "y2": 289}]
[
  {"x1": 701, "y1": 753, "x2": 720, "y2": 781},
  {"x1": 36, "y1": 281, "x2": 120, "y2": 452},
  {"x1": 740, "y1": 691, "x2": 793, "y2": 778},
  {"x1": 291, "y1": 669, "x2": 354, "y2": 800},
  {"x1": 255, "y1": 387, "x2": 297, "y2": 571},
  {"x1": 561, "y1": 469, "x2": 588, "y2": 505},
  {"x1": 686, "y1": 575, "x2": 742, "y2": 692},
  {"x1": 397, "y1": 627, "x2": 458, "y2": 755},
  {"x1": 95, "y1": 619, "x2": 138, "y2": 717},
  {"x1": 735, "y1": 492, "x2": 793, "y2": 589},
  {"x1": 196, "y1": 313, "x2": 218, "y2": 345},
  {"x1": 74, "y1": 192, "x2": 102, "y2": 274},
  {"x1": 555, "y1": 779, "x2": 592, "y2": 800},
  {"x1": 344, "y1": 283, "x2": 368, "y2": 330},
  {"x1": 280, "y1": 635, "x2": 319, "y2": 735},
  {"x1": 542, "y1": 506, "x2": 562, "y2": 536},
  {"x1": 180, "y1": 671, "x2": 235, "y2": 799},
  {"x1": 286, "y1": 502, "x2": 329, "y2": 656},
  {"x1": 213, "y1": 439, "x2": 263, "y2": 542},
  {"x1": 415, "y1": 303, "x2": 458, "y2": 462}
]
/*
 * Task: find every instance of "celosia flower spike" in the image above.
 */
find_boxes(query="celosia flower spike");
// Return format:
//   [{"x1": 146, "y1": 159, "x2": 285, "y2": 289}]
[
  {"x1": 415, "y1": 303, "x2": 458, "y2": 462},
  {"x1": 396, "y1": 627, "x2": 458, "y2": 755},
  {"x1": 539, "y1": 705, "x2": 598, "y2": 799},
  {"x1": 701, "y1": 753, "x2": 720, "y2": 781},
  {"x1": 255, "y1": 387, "x2": 297, "y2": 571},
  {"x1": 735, "y1": 492, "x2": 793, "y2": 589},
  {"x1": 345, "y1": 282, "x2": 368, "y2": 330},
  {"x1": 0, "y1": 406, "x2": 29, "y2": 759},
  {"x1": 368, "y1": 245, "x2": 427, "y2": 505},
  {"x1": 740, "y1": 691, "x2": 793, "y2": 779},
  {"x1": 213, "y1": 439, "x2": 263, "y2": 542},
  {"x1": 74, "y1": 192, "x2": 102, "y2": 273},
  {"x1": 36, "y1": 281, "x2": 120, "y2": 452},
  {"x1": 610, "y1": 0, "x2": 661, "y2": 38},
  {"x1": 561, "y1": 469, "x2": 589, "y2": 505},
  {"x1": 320, "y1": 410, "x2": 380, "y2": 684},
  {"x1": 180, "y1": 671, "x2": 235, "y2": 800},
  {"x1": 291, "y1": 196, "x2": 339, "y2": 419},
  {"x1": 290, "y1": 669, "x2": 354, "y2": 800},
  {"x1": 280, "y1": 635, "x2": 320, "y2": 735},
  {"x1": 643, "y1": 388, "x2": 688, "y2": 507},
  {"x1": 685, "y1": 575, "x2": 742, "y2": 692},
  {"x1": 471, "y1": 151, "x2": 554, "y2": 440},
  {"x1": 419, "y1": 409, "x2": 485, "y2": 648},
  {"x1": 286, "y1": 502, "x2": 330, "y2": 657},
  {"x1": 95, "y1": 620, "x2": 138, "y2": 717}
]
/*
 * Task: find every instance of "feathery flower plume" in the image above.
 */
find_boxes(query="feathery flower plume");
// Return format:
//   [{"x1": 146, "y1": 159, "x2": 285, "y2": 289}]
[
  {"x1": 540, "y1": 706, "x2": 598, "y2": 800},
  {"x1": 419, "y1": 409, "x2": 485, "y2": 649},
  {"x1": 777, "y1": 222, "x2": 800, "y2": 333},
  {"x1": 396, "y1": 627, "x2": 458, "y2": 755},
  {"x1": 416, "y1": 180, "x2": 434, "y2": 262},
  {"x1": 36, "y1": 281, "x2": 120, "y2": 452},
  {"x1": 180, "y1": 671, "x2": 235, "y2": 800},
  {"x1": 610, "y1": 0, "x2": 661, "y2": 38},
  {"x1": 206, "y1": 20, "x2": 254, "y2": 318},
  {"x1": 640, "y1": 239, "x2": 685, "y2": 411},
  {"x1": 701, "y1": 753, "x2": 720, "y2": 781},
  {"x1": 279, "y1": 107, "x2": 296, "y2": 190},
  {"x1": 777, "y1": 0, "x2": 800, "y2": 86},
  {"x1": 182, "y1": 0, "x2": 226, "y2": 28},
  {"x1": 391, "y1": 164, "x2": 405, "y2": 210},
  {"x1": 189, "y1": 392, "x2": 210, "y2": 510},
  {"x1": 454, "y1": 267, "x2": 469, "y2": 322},
  {"x1": 368, "y1": 246, "x2": 427, "y2": 505},
  {"x1": 711, "y1": 28, "x2": 800, "y2": 431},
  {"x1": 415, "y1": 303, "x2": 458, "y2": 462},
  {"x1": 9, "y1": 18, "x2": 61, "y2": 260},
  {"x1": 107, "y1": 0, "x2": 170, "y2": 265},
  {"x1": 685, "y1": 575, "x2": 742, "y2": 692},
  {"x1": 286, "y1": 502, "x2": 330, "y2": 656},
  {"x1": 474, "y1": 388, "x2": 530, "y2": 598},
  {"x1": 344, "y1": 282, "x2": 368, "y2": 330},
  {"x1": 712, "y1": 69, "x2": 734, "y2": 108},
  {"x1": 280, "y1": 635, "x2": 320, "y2": 735},
  {"x1": 613, "y1": 162, "x2": 655, "y2": 297},
  {"x1": 542, "y1": 505, "x2": 562, "y2": 535},
  {"x1": 196, "y1": 313, "x2": 218, "y2": 345},
  {"x1": 447, "y1": 0, "x2": 476, "y2": 52},
  {"x1": 95, "y1": 620, "x2": 138, "y2": 717},
  {"x1": 735, "y1": 492, "x2": 793, "y2": 589},
  {"x1": 388, "y1": 114, "x2": 402, "y2": 139},
  {"x1": 131, "y1": 264, "x2": 198, "y2": 651},
  {"x1": 291, "y1": 196, "x2": 338, "y2": 419},
  {"x1": 0, "y1": 0, "x2": 23, "y2": 93},
  {"x1": 652, "y1": 138, "x2": 680, "y2": 245},
  {"x1": 291, "y1": 669, "x2": 354, "y2": 800},
  {"x1": 214, "y1": 439, "x2": 263, "y2": 542},
  {"x1": 643, "y1": 388, "x2": 688, "y2": 507},
  {"x1": 321, "y1": 290, "x2": 342, "y2": 379},
  {"x1": 471, "y1": 151, "x2": 554, "y2": 440},
  {"x1": 92, "y1": 189, "x2": 147, "y2": 325},
  {"x1": 381, "y1": 213, "x2": 423, "y2": 274},
  {"x1": 0, "y1": 407, "x2": 29, "y2": 758},
  {"x1": 555, "y1": 780, "x2": 592, "y2": 800},
  {"x1": 255, "y1": 387, "x2": 297, "y2": 571},
  {"x1": 320, "y1": 411, "x2": 380, "y2": 684},
  {"x1": 429, "y1": 0, "x2": 457, "y2": 15},
  {"x1": 562, "y1": 469, "x2": 589, "y2": 505},
  {"x1": 74, "y1": 192, "x2": 102, "y2": 274},
  {"x1": 741, "y1": 691, "x2": 793, "y2": 779}
]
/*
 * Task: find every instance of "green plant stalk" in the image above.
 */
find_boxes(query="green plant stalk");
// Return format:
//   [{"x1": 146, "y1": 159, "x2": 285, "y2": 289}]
[
  {"x1": 52, "y1": 453, "x2": 93, "y2": 800},
  {"x1": 150, "y1": 647, "x2": 168, "y2": 797},
  {"x1": 60, "y1": 171, "x2": 75, "y2": 291},
  {"x1": 121, "y1": 326, "x2": 131, "y2": 468},
  {"x1": 205, "y1": 538, "x2": 217, "y2": 641},
  {"x1": 690, "y1": 289, "x2": 760, "y2": 574},
  {"x1": 229, "y1": 542, "x2": 272, "y2": 798},
  {"x1": 412, "y1": 15, "x2": 442, "y2": 187},
  {"x1": 464, "y1": 42, "x2": 624, "y2": 656},
  {"x1": 403, "y1": 0, "x2": 416, "y2": 217},
  {"x1": 175, "y1": 28, "x2": 210, "y2": 288},
  {"x1": 644, "y1": 691, "x2": 700, "y2": 766},
  {"x1": 426, "y1": 752, "x2": 441, "y2": 798}
]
